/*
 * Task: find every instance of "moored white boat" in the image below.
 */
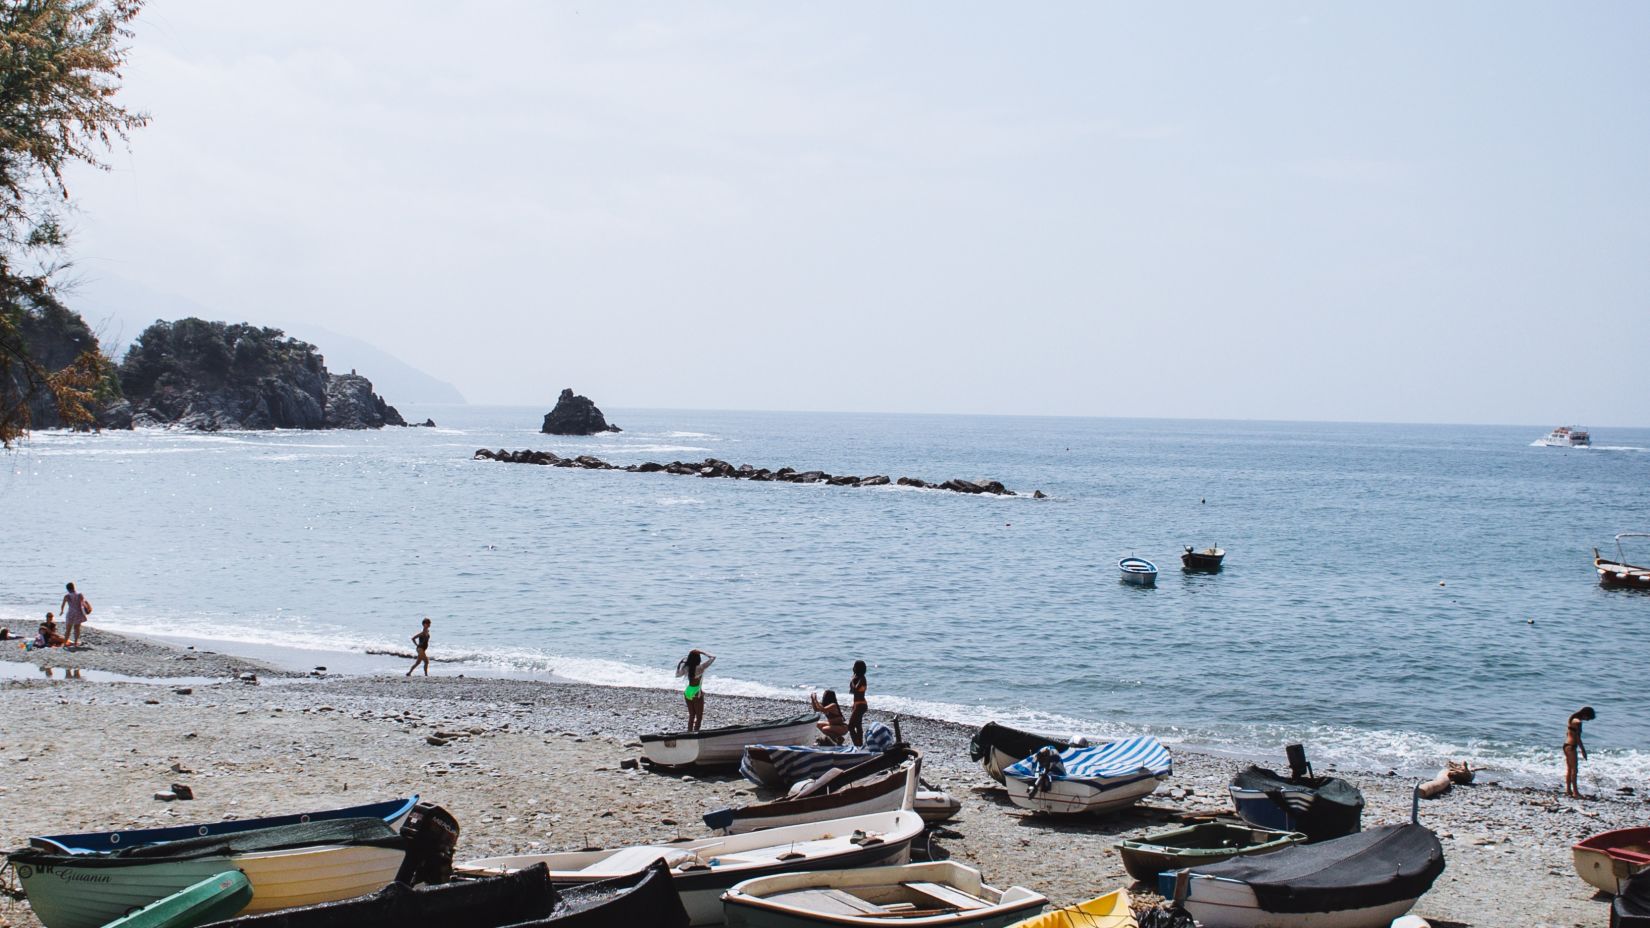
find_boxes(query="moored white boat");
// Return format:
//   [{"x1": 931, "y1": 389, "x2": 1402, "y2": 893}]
[
  {"x1": 706, "y1": 749, "x2": 920, "y2": 834},
  {"x1": 721, "y1": 861, "x2": 1047, "y2": 928},
  {"x1": 456, "y1": 809, "x2": 927, "y2": 927},
  {"x1": 1002, "y1": 737, "x2": 1171, "y2": 815},
  {"x1": 30, "y1": 796, "x2": 418, "y2": 855},
  {"x1": 1572, "y1": 825, "x2": 1650, "y2": 894},
  {"x1": 740, "y1": 723, "x2": 897, "y2": 789},
  {"x1": 642, "y1": 713, "x2": 821, "y2": 768},
  {"x1": 968, "y1": 723, "x2": 1075, "y2": 785},
  {"x1": 1117, "y1": 557, "x2": 1157, "y2": 587}
]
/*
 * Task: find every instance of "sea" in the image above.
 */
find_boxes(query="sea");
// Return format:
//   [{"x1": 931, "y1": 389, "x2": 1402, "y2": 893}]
[{"x1": 3, "y1": 408, "x2": 1647, "y2": 789}]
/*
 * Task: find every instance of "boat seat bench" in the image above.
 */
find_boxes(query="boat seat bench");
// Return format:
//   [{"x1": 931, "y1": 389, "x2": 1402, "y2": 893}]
[{"x1": 902, "y1": 881, "x2": 987, "y2": 910}]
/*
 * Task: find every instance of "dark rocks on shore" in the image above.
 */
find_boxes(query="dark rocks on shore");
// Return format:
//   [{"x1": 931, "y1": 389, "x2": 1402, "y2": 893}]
[
  {"x1": 541, "y1": 388, "x2": 620, "y2": 435},
  {"x1": 476, "y1": 449, "x2": 1041, "y2": 498}
]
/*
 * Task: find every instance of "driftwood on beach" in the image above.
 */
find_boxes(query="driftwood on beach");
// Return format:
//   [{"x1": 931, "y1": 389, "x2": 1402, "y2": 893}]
[{"x1": 473, "y1": 448, "x2": 1044, "y2": 498}]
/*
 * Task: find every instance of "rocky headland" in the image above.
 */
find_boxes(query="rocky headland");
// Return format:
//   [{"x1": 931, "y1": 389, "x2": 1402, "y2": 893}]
[
  {"x1": 101, "y1": 318, "x2": 407, "y2": 431},
  {"x1": 540, "y1": 387, "x2": 620, "y2": 435},
  {"x1": 475, "y1": 448, "x2": 1041, "y2": 497}
]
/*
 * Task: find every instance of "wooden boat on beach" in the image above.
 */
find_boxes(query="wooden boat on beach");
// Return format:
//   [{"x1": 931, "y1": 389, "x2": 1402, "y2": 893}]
[
  {"x1": 1595, "y1": 533, "x2": 1650, "y2": 591},
  {"x1": 102, "y1": 871, "x2": 251, "y2": 928},
  {"x1": 1002, "y1": 738, "x2": 1171, "y2": 815},
  {"x1": 455, "y1": 809, "x2": 926, "y2": 927},
  {"x1": 706, "y1": 748, "x2": 919, "y2": 834},
  {"x1": 1181, "y1": 546, "x2": 1225, "y2": 572},
  {"x1": 1002, "y1": 890, "x2": 1134, "y2": 928},
  {"x1": 8, "y1": 818, "x2": 411, "y2": 928},
  {"x1": 198, "y1": 861, "x2": 689, "y2": 928},
  {"x1": 643, "y1": 714, "x2": 821, "y2": 769},
  {"x1": 1573, "y1": 826, "x2": 1650, "y2": 894},
  {"x1": 739, "y1": 723, "x2": 897, "y2": 789},
  {"x1": 30, "y1": 796, "x2": 419, "y2": 854},
  {"x1": 1228, "y1": 762, "x2": 1364, "y2": 843},
  {"x1": 968, "y1": 723, "x2": 1073, "y2": 785},
  {"x1": 721, "y1": 861, "x2": 1047, "y2": 927},
  {"x1": 1172, "y1": 824, "x2": 1445, "y2": 928},
  {"x1": 1117, "y1": 557, "x2": 1157, "y2": 587},
  {"x1": 1116, "y1": 822, "x2": 1305, "y2": 883}
]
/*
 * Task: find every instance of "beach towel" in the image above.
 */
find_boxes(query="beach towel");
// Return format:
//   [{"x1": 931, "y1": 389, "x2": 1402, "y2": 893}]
[{"x1": 1002, "y1": 736, "x2": 1172, "y2": 787}]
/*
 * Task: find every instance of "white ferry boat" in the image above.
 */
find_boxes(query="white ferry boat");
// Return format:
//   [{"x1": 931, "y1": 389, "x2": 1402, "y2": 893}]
[{"x1": 1536, "y1": 425, "x2": 1591, "y2": 447}]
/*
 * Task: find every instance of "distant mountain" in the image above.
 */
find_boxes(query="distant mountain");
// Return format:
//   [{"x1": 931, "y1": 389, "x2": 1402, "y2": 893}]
[{"x1": 65, "y1": 276, "x2": 466, "y2": 405}]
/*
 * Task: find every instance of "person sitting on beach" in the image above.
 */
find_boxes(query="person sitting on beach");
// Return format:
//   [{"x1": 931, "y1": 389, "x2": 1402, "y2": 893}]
[
  {"x1": 60, "y1": 581, "x2": 89, "y2": 648},
  {"x1": 36, "y1": 613, "x2": 65, "y2": 648},
  {"x1": 847, "y1": 660, "x2": 869, "y2": 747},
  {"x1": 1564, "y1": 706, "x2": 1595, "y2": 798},
  {"x1": 406, "y1": 618, "x2": 432, "y2": 677},
  {"x1": 676, "y1": 649, "x2": 715, "y2": 732},
  {"x1": 811, "y1": 689, "x2": 849, "y2": 745}
]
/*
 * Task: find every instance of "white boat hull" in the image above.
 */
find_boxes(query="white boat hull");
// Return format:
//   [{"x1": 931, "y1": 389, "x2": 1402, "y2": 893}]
[
  {"x1": 1182, "y1": 876, "x2": 1418, "y2": 928},
  {"x1": 722, "y1": 861, "x2": 1047, "y2": 927},
  {"x1": 1003, "y1": 773, "x2": 1162, "y2": 815},
  {"x1": 645, "y1": 719, "x2": 819, "y2": 768}
]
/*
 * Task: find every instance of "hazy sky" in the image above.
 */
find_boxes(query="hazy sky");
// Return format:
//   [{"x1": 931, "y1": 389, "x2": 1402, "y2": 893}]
[{"x1": 59, "y1": 2, "x2": 1650, "y2": 424}]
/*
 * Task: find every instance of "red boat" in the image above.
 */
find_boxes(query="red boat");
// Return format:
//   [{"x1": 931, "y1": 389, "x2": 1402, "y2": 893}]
[
  {"x1": 1595, "y1": 533, "x2": 1650, "y2": 591},
  {"x1": 1573, "y1": 826, "x2": 1650, "y2": 893}
]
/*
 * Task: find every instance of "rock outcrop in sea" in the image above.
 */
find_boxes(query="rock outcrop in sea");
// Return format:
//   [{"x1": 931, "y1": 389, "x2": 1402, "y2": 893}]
[
  {"x1": 474, "y1": 449, "x2": 1042, "y2": 497},
  {"x1": 540, "y1": 388, "x2": 620, "y2": 435},
  {"x1": 107, "y1": 318, "x2": 407, "y2": 431}
]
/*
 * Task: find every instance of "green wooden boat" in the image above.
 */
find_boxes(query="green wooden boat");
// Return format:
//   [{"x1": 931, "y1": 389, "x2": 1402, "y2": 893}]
[
  {"x1": 1117, "y1": 822, "x2": 1306, "y2": 883},
  {"x1": 100, "y1": 871, "x2": 252, "y2": 928}
]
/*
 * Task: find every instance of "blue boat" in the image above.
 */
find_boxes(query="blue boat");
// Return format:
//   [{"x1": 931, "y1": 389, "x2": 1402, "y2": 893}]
[
  {"x1": 29, "y1": 796, "x2": 417, "y2": 854},
  {"x1": 1118, "y1": 557, "x2": 1158, "y2": 587}
]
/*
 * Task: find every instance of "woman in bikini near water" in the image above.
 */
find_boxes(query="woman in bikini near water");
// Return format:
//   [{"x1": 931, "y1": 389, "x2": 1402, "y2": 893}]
[
  {"x1": 1564, "y1": 706, "x2": 1595, "y2": 798},
  {"x1": 676, "y1": 649, "x2": 715, "y2": 732},
  {"x1": 811, "y1": 689, "x2": 849, "y2": 745},
  {"x1": 847, "y1": 660, "x2": 869, "y2": 747}
]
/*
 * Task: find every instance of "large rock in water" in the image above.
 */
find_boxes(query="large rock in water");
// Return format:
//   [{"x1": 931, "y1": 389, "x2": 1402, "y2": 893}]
[
  {"x1": 540, "y1": 388, "x2": 620, "y2": 435},
  {"x1": 115, "y1": 318, "x2": 405, "y2": 430}
]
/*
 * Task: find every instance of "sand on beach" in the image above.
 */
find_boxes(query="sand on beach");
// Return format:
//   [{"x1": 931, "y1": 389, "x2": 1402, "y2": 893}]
[{"x1": 0, "y1": 628, "x2": 1640, "y2": 928}]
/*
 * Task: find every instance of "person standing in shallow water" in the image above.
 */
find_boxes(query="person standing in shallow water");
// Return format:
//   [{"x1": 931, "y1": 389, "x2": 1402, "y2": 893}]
[
  {"x1": 1564, "y1": 706, "x2": 1595, "y2": 798},
  {"x1": 676, "y1": 649, "x2": 715, "y2": 732},
  {"x1": 847, "y1": 660, "x2": 869, "y2": 747},
  {"x1": 59, "y1": 582, "x2": 89, "y2": 648},
  {"x1": 406, "y1": 618, "x2": 432, "y2": 677}
]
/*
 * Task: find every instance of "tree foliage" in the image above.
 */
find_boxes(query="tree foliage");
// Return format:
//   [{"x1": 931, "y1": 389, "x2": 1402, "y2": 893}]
[{"x1": 0, "y1": 0, "x2": 148, "y2": 445}]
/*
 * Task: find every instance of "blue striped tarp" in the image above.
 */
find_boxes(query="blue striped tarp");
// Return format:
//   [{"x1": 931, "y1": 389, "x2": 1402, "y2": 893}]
[
  {"x1": 740, "y1": 722, "x2": 895, "y2": 787},
  {"x1": 1003, "y1": 736, "x2": 1172, "y2": 785}
]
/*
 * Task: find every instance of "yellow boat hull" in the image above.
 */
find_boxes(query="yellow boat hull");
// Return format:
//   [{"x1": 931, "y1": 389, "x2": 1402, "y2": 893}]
[{"x1": 1006, "y1": 889, "x2": 1135, "y2": 928}]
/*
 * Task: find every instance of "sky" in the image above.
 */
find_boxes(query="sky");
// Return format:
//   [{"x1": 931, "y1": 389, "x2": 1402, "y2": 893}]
[{"x1": 56, "y1": 2, "x2": 1650, "y2": 424}]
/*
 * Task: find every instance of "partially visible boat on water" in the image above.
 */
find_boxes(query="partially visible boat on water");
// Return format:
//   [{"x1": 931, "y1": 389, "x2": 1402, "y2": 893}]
[
  {"x1": 1595, "y1": 534, "x2": 1650, "y2": 591},
  {"x1": 1002, "y1": 890, "x2": 1134, "y2": 928},
  {"x1": 968, "y1": 723, "x2": 1074, "y2": 785},
  {"x1": 720, "y1": 861, "x2": 1048, "y2": 928},
  {"x1": 29, "y1": 796, "x2": 419, "y2": 854},
  {"x1": 1171, "y1": 824, "x2": 1445, "y2": 928},
  {"x1": 1536, "y1": 425, "x2": 1592, "y2": 447},
  {"x1": 1181, "y1": 546, "x2": 1225, "y2": 572},
  {"x1": 1117, "y1": 557, "x2": 1158, "y2": 587},
  {"x1": 1116, "y1": 822, "x2": 1305, "y2": 884},
  {"x1": 642, "y1": 713, "x2": 820, "y2": 769},
  {"x1": 1002, "y1": 737, "x2": 1172, "y2": 815},
  {"x1": 1573, "y1": 826, "x2": 1650, "y2": 894}
]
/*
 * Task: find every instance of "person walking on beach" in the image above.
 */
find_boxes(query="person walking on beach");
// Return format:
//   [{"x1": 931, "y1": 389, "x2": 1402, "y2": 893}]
[
  {"x1": 847, "y1": 660, "x2": 869, "y2": 747},
  {"x1": 406, "y1": 618, "x2": 432, "y2": 677},
  {"x1": 676, "y1": 649, "x2": 715, "y2": 732},
  {"x1": 59, "y1": 582, "x2": 89, "y2": 648},
  {"x1": 1564, "y1": 706, "x2": 1595, "y2": 798},
  {"x1": 811, "y1": 689, "x2": 849, "y2": 745}
]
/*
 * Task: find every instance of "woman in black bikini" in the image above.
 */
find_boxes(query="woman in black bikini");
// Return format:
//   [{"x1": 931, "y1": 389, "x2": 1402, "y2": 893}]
[
  {"x1": 847, "y1": 660, "x2": 869, "y2": 747},
  {"x1": 406, "y1": 618, "x2": 432, "y2": 677},
  {"x1": 811, "y1": 689, "x2": 849, "y2": 745},
  {"x1": 1564, "y1": 706, "x2": 1595, "y2": 798}
]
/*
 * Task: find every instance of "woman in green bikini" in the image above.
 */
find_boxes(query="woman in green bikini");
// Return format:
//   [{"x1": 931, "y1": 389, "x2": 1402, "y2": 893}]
[{"x1": 676, "y1": 649, "x2": 715, "y2": 732}]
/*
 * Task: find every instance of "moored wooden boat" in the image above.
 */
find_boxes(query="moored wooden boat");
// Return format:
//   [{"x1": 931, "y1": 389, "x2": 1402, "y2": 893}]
[
  {"x1": 1173, "y1": 824, "x2": 1444, "y2": 928},
  {"x1": 1181, "y1": 545, "x2": 1225, "y2": 572},
  {"x1": 197, "y1": 861, "x2": 689, "y2": 928},
  {"x1": 1228, "y1": 764, "x2": 1364, "y2": 843},
  {"x1": 739, "y1": 723, "x2": 897, "y2": 789},
  {"x1": 642, "y1": 714, "x2": 820, "y2": 769},
  {"x1": 32, "y1": 797, "x2": 419, "y2": 854},
  {"x1": 721, "y1": 861, "x2": 1047, "y2": 928},
  {"x1": 1002, "y1": 889, "x2": 1134, "y2": 928},
  {"x1": 706, "y1": 748, "x2": 919, "y2": 834},
  {"x1": 1595, "y1": 534, "x2": 1650, "y2": 591},
  {"x1": 1002, "y1": 738, "x2": 1171, "y2": 815},
  {"x1": 1573, "y1": 826, "x2": 1650, "y2": 894},
  {"x1": 9, "y1": 818, "x2": 410, "y2": 928},
  {"x1": 1116, "y1": 822, "x2": 1305, "y2": 883},
  {"x1": 1117, "y1": 557, "x2": 1157, "y2": 587},
  {"x1": 102, "y1": 871, "x2": 251, "y2": 928},
  {"x1": 968, "y1": 723, "x2": 1073, "y2": 785},
  {"x1": 456, "y1": 809, "x2": 926, "y2": 927}
]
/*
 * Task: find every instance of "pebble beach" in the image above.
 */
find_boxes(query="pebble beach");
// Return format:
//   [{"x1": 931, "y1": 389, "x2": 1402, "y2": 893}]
[{"x1": 0, "y1": 625, "x2": 1640, "y2": 928}]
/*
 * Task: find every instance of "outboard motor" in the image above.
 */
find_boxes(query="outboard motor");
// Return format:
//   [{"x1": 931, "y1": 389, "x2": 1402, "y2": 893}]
[
  {"x1": 395, "y1": 802, "x2": 461, "y2": 885},
  {"x1": 1286, "y1": 743, "x2": 1312, "y2": 780}
]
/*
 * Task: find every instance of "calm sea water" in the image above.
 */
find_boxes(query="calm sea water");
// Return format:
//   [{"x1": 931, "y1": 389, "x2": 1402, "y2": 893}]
[{"x1": 3, "y1": 408, "x2": 1647, "y2": 787}]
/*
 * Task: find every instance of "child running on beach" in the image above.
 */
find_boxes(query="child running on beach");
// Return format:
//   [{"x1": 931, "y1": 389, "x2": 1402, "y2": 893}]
[
  {"x1": 811, "y1": 689, "x2": 849, "y2": 745},
  {"x1": 676, "y1": 649, "x2": 715, "y2": 732},
  {"x1": 847, "y1": 660, "x2": 869, "y2": 747},
  {"x1": 1564, "y1": 706, "x2": 1595, "y2": 798},
  {"x1": 59, "y1": 581, "x2": 89, "y2": 648},
  {"x1": 406, "y1": 618, "x2": 432, "y2": 677}
]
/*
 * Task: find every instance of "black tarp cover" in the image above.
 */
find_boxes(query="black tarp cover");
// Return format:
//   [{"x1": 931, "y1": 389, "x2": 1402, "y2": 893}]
[
  {"x1": 1189, "y1": 824, "x2": 1445, "y2": 914},
  {"x1": 1231, "y1": 765, "x2": 1366, "y2": 841},
  {"x1": 968, "y1": 722, "x2": 1070, "y2": 764},
  {"x1": 1616, "y1": 869, "x2": 1650, "y2": 928},
  {"x1": 198, "y1": 864, "x2": 556, "y2": 928}
]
